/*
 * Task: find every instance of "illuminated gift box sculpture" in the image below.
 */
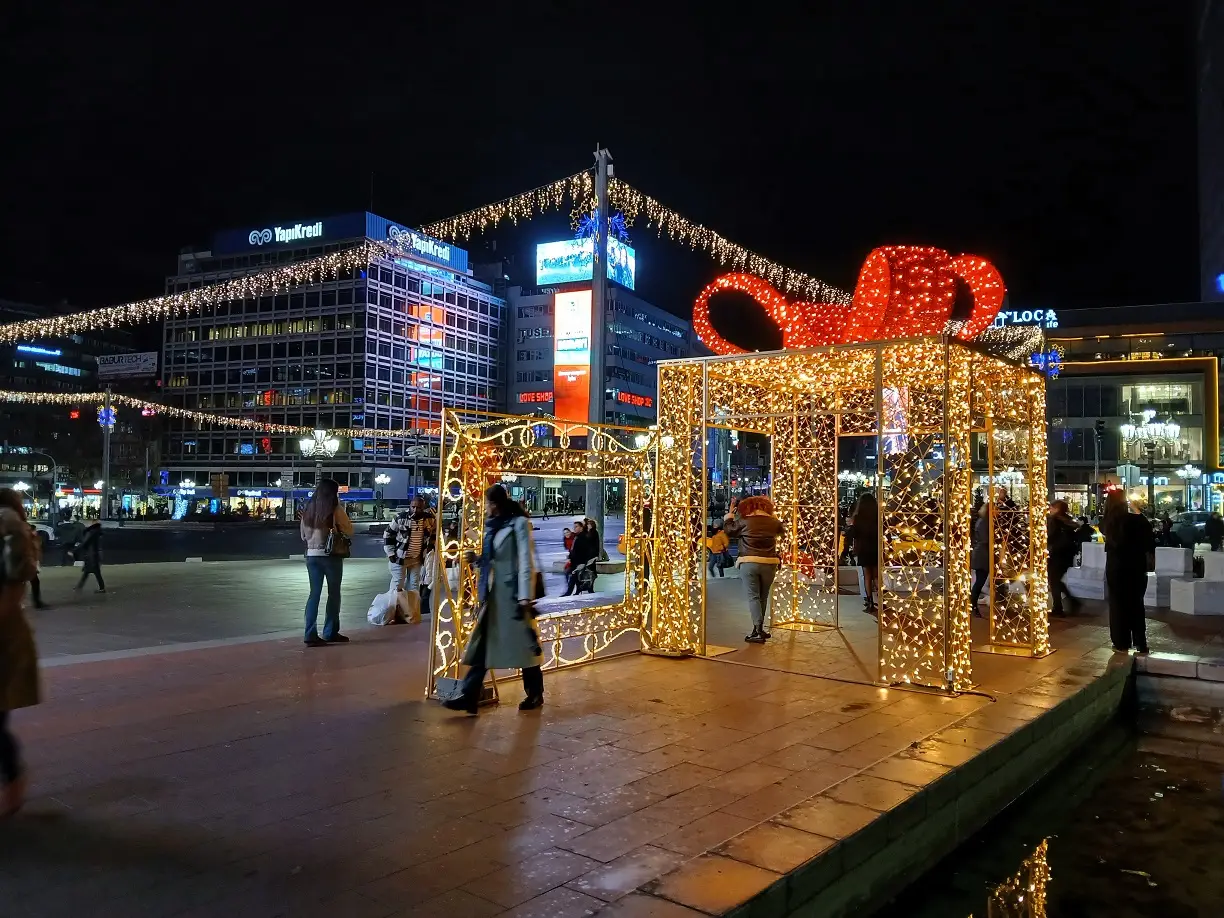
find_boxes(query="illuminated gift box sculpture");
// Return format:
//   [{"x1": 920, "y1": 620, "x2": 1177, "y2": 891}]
[{"x1": 653, "y1": 246, "x2": 1050, "y2": 691}]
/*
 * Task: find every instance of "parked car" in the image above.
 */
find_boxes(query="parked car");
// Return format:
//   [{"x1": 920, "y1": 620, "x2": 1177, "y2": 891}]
[
  {"x1": 31, "y1": 522, "x2": 57, "y2": 551},
  {"x1": 1171, "y1": 510, "x2": 1211, "y2": 547}
]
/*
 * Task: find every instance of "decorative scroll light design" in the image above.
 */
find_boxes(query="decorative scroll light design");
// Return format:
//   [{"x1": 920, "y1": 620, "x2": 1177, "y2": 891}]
[
  {"x1": 651, "y1": 341, "x2": 1049, "y2": 691},
  {"x1": 692, "y1": 246, "x2": 1006, "y2": 356},
  {"x1": 985, "y1": 838, "x2": 1051, "y2": 916},
  {"x1": 425, "y1": 411, "x2": 656, "y2": 699}
]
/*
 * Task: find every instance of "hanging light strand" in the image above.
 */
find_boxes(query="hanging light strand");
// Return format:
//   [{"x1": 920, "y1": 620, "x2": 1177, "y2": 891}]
[{"x1": 421, "y1": 171, "x2": 596, "y2": 241}]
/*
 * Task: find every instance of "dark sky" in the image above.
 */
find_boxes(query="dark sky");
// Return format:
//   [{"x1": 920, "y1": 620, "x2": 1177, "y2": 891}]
[{"x1": 2, "y1": 3, "x2": 1198, "y2": 336}]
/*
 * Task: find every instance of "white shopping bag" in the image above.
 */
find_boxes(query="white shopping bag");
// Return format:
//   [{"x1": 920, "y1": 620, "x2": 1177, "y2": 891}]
[{"x1": 367, "y1": 589, "x2": 399, "y2": 626}]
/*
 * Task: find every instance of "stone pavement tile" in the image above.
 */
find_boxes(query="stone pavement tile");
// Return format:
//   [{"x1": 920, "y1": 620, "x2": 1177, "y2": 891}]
[
  {"x1": 622, "y1": 744, "x2": 693, "y2": 775},
  {"x1": 756, "y1": 742, "x2": 836, "y2": 771},
  {"x1": 470, "y1": 788, "x2": 595, "y2": 828},
  {"x1": 595, "y1": 892, "x2": 708, "y2": 916},
  {"x1": 862, "y1": 756, "x2": 951, "y2": 787},
  {"x1": 394, "y1": 888, "x2": 505, "y2": 918},
  {"x1": 899, "y1": 738, "x2": 979, "y2": 768},
  {"x1": 461, "y1": 814, "x2": 595, "y2": 865},
  {"x1": 626, "y1": 763, "x2": 724, "y2": 798},
  {"x1": 933, "y1": 725, "x2": 1008, "y2": 751},
  {"x1": 459, "y1": 847, "x2": 601, "y2": 910},
  {"x1": 612, "y1": 727, "x2": 696, "y2": 754},
  {"x1": 778, "y1": 762, "x2": 860, "y2": 796},
  {"x1": 560, "y1": 811, "x2": 681, "y2": 863},
  {"x1": 823, "y1": 738, "x2": 903, "y2": 769},
  {"x1": 716, "y1": 821, "x2": 836, "y2": 874},
  {"x1": 636, "y1": 784, "x2": 731, "y2": 826},
  {"x1": 803, "y1": 712, "x2": 906, "y2": 751},
  {"x1": 648, "y1": 853, "x2": 782, "y2": 915},
  {"x1": 671, "y1": 739, "x2": 766, "y2": 772},
  {"x1": 705, "y1": 761, "x2": 793, "y2": 797},
  {"x1": 775, "y1": 795, "x2": 880, "y2": 839},
  {"x1": 545, "y1": 764, "x2": 653, "y2": 799},
  {"x1": 497, "y1": 885, "x2": 606, "y2": 918},
  {"x1": 394, "y1": 814, "x2": 506, "y2": 863},
  {"x1": 564, "y1": 845, "x2": 688, "y2": 902},
  {"x1": 550, "y1": 784, "x2": 668, "y2": 828},
  {"x1": 718, "y1": 780, "x2": 817, "y2": 822},
  {"x1": 825, "y1": 774, "x2": 915, "y2": 811},
  {"x1": 665, "y1": 723, "x2": 754, "y2": 752},
  {"x1": 357, "y1": 842, "x2": 508, "y2": 909},
  {"x1": 654, "y1": 811, "x2": 758, "y2": 856}
]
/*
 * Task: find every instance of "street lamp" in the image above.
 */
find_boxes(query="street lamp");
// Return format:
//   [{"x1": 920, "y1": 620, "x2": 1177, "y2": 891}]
[
  {"x1": 374, "y1": 473, "x2": 390, "y2": 520},
  {"x1": 1177, "y1": 464, "x2": 1202, "y2": 510},
  {"x1": 13, "y1": 481, "x2": 29, "y2": 493},
  {"x1": 179, "y1": 478, "x2": 196, "y2": 489},
  {"x1": 299, "y1": 429, "x2": 340, "y2": 486}
]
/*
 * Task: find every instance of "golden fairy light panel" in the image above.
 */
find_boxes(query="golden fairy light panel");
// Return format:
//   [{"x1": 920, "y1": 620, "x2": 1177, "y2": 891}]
[
  {"x1": 651, "y1": 339, "x2": 1049, "y2": 692},
  {"x1": 425, "y1": 410, "x2": 656, "y2": 699}
]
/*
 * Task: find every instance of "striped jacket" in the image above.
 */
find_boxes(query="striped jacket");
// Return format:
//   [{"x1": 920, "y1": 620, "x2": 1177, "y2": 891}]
[{"x1": 384, "y1": 510, "x2": 435, "y2": 564}]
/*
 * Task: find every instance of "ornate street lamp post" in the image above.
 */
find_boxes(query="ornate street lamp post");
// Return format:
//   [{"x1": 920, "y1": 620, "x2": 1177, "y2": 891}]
[
  {"x1": 299, "y1": 429, "x2": 340, "y2": 487},
  {"x1": 374, "y1": 473, "x2": 391, "y2": 520}
]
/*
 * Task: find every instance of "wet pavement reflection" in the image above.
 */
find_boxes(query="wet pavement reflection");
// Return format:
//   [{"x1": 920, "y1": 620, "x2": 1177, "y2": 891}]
[{"x1": 878, "y1": 735, "x2": 1224, "y2": 917}]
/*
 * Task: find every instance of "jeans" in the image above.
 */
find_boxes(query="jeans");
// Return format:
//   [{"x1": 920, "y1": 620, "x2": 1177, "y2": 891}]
[
  {"x1": 740, "y1": 561, "x2": 778, "y2": 630},
  {"x1": 970, "y1": 568, "x2": 988, "y2": 608},
  {"x1": 0, "y1": 711, "x2": 19, "y2": 784},
  {"x1": 459, "y1": 619, "x2": 544, "y2": 701},
  {"x1": 304, "y1": 555, "x2": 344, "y2": 640},
  {"x1": 708, "y1": 551, "x2": 725, "y2": 577},
  {"x1": 388, "y1": 560, "x2": 421, "y2": 593}
]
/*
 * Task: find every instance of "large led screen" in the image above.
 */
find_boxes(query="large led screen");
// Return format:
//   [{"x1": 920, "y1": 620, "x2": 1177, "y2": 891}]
[
  {"x1": 535, "y1": 238, "x2": 636, "y2": 290},
  {"x1": 553, "y1": 289, "x2": 593, "y2": 423}
]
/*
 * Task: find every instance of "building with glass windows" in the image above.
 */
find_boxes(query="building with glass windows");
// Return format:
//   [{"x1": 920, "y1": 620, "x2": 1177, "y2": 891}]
[
  {"x1": 1045, "y1": 302, "x2": 1223, "y2": 514},
  {"x1": 160, "y1": 213, "x2": 505, "y2": 516}
]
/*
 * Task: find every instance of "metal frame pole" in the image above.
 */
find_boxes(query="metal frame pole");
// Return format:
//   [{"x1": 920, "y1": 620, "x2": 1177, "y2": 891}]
[
  {"x1": 699, "y1": 362, "x2": 709, "y2": 655},
  {"x1": 941, "y1": 340, "x2": 952, "y2": 689},
  {"x1": 102, "y1": 385, "x2": 112, "y2": 520},
  {"x1": 874, "y1": 345, "x2": 885, "y2": 675}
]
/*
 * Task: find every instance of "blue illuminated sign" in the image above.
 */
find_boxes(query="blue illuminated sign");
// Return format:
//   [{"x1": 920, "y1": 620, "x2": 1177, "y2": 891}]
[
  {"x1": 17, "y1": 345, "x2": 61, "y2": 357},
  {"x1": 992, "y1": 309, "x2": 1059, "y2": 329},
  {"x1": 1029, "y1": 351, "x2": 1062, "y2": 378}
]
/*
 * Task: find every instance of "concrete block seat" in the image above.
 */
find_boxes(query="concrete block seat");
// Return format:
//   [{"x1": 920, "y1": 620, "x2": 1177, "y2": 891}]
[
  {"x1": 1144, "y1": 572, "x2": 1177, "y2": 609},
  {"x1": 1170, "y1": 577, "x2": 1224, "y2": 615},
  {"x1": 1065, "y1": 565, "x2": 1106, "y2": 600}
]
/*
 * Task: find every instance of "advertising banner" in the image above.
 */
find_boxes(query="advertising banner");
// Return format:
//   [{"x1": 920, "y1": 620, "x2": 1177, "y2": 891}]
[
  {"x1": 535, "y1": 238, "x2": 636, "y2": 289},
  {"x1": 96, "y1": 352, "x2": 159, "y2": 379},
  {"x1": 553, "y1": 290, "x2": 593, "y2": 423}
]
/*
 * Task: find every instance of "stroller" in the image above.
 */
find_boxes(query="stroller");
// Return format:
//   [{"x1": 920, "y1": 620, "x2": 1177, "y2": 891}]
[{"x1": 570, "y1": 557, "x2": 598, "y2": 594}]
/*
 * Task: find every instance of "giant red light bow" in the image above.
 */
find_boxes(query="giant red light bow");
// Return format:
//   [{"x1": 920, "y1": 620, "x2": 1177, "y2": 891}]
[{"x1": 692, "y1": 245, "x2": 1005, "y2": 355}]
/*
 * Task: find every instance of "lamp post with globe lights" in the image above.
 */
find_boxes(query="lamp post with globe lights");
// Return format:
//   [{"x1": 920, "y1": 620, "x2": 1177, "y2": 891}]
[
  {"x1": 299, "y1": 429, "x2": 340, "y2": 488},
  {"x1": 374, "y1": 473, "x2": 391, "y2": 520},
  {"x1": 1177, "y1": 464, "x2": 1203, "y2": 511}
]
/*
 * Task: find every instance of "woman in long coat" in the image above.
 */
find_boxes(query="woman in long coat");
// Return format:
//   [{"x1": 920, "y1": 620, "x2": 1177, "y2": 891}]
[
  {"x1": 0, "y1": 488, "x2": 41, "y2": 817},
  {"x1": 445, "y1": 484, "x2": 544, "y2": 714}
]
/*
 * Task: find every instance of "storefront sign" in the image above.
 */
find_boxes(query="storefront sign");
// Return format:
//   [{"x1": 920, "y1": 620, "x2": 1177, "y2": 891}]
[
  {"x1": 248, "y1": 222, "x2": 324, "y2": 246},
  {"x1": 518, "y1": 391, "x2": 554, "y2": 404},
  {"x1": 992, "y1": 309, "x2": 1058, "y2": 329},
  {"x1": 616, "y1": 391, "x2": 653, "y2": 408}
]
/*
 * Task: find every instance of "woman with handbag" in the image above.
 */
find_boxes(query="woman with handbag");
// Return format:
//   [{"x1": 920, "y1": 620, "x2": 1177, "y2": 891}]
[
  {"x1": 1102, "y1": 489, "x2": 1154, "y2": 654},
  {"x1": 299, "y1": 478, "x2": 353, "y2": 647},
  {"x1": 445, "y1": 484, "x2": 544, "y2": 714}
]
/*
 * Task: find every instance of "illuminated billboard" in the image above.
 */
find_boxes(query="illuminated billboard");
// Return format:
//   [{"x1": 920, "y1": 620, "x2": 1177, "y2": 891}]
[
  {"x1": 535, "y1": 238, "x2": 636, "y2": 289},
  {"x1": 553, "y1": 289, "x2": 593, "y2": 423}
]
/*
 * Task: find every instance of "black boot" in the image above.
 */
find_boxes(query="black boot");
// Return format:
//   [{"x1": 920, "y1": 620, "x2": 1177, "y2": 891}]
[
  {"x1": 443, "y1": 693, "x2": 478, "y2": 715},
  {"x1": 745, "y1": 627, "x2": 765, "y2": 644},
  {"x1": 518, "y1": 695, "x2": 544, "y2": 711}
]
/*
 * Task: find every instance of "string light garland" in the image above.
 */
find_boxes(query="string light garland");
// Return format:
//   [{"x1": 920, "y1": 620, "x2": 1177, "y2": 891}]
[
  {"x1": 692, "y1": 246, "x2": 1008, "y2": 356},
  {"x1": 417, "y1": 169, "x2": 849, "y2": 303}
]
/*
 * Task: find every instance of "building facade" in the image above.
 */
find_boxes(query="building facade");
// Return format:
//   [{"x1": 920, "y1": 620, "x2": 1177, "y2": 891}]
[
  {"x1": 1200, "y1": 0, "x2": 1224, "y2": 300},
  {"x1": 160, "y1": 213, "x2": 506, "y2": 514},
  {"x1": 1045, "y1": 302, "x2": 1224, "y2": 513}
]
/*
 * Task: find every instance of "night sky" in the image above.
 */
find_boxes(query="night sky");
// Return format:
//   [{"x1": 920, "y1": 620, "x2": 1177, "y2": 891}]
[{"x1": 2, "y1": 4, "x2": 1198, "y2": 347}]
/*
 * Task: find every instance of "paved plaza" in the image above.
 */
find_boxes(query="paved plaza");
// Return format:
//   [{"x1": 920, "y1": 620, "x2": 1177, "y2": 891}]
[{"x1": 0, "y1": 561, "x2": 1211, "y2": 916}]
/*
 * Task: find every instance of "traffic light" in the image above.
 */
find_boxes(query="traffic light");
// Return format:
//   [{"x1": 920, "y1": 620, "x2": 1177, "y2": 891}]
[{"x1": 1094, "y1": 419, "x2": 1105, "y2": 440}]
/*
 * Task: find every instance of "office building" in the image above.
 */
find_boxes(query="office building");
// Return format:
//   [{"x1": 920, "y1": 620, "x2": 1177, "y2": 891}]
[
  {"x1": 160, "y1": 213, "x2": 506, "y2": 515},
  {"x1": 0, "y1": 298, "x2": 145, "y2": 517},
  {"x1": 1200, "y1": 0, "x2": 1224, "y2": 300}
]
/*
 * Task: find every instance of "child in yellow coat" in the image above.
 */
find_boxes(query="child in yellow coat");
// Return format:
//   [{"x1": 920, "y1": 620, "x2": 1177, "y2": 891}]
[{"x1": 705, "y1": 524, "x2": 730, "y2": 577}]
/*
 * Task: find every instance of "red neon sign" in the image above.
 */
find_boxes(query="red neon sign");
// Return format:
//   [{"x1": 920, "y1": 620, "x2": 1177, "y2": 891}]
[
  {"x1": 616, "y1": 391, "x2": 653, "y2": 408},
  {"x1": 518, "y1": 391, "x2": 554, "y2": 404}
]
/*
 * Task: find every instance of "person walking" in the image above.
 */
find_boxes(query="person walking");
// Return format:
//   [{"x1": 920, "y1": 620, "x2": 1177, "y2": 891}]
[
  {"x1": 300, "y1": 479, "x2": 353, "y2": 647},
  {"x1": 969, "y1": 501, "x2": 991, "y2": 617},
  {"x1": 1103, "y1": 489, "x2": 1154, "y2": 654},
  {"x1": 1207, "y1": 511, "x2": 1224, "y2": 552},
  {"x1": 445, "y1": 484, "x2": 544, "y2": 714},
  {"x1": 72, "y1": 521, "x2": 105, "y2": 593},
  {"x1": 723, "y1": 495, "x2": 786, "y2": 643},
  {"x1": 844, "y1": 493, "x2": 880, "y2": 616},
  {"x1": 0, "y1": 489, "x2": 41, "y2": 818},
  {"x1": 706, "y1": 522, "x2": 730, "y2": 578},
  {"x1": 26, "y1": 523, "x2": 47, "y2": 610},
  {"x1": 563, "y1": 520, "x2": 597, "y2": 596},
  {"x1": 383, "y1": 495, "x2": 435, "y2": 601},
  {"x1": 1047, "y1": 500, "x2": 1082, "y2": 616}
]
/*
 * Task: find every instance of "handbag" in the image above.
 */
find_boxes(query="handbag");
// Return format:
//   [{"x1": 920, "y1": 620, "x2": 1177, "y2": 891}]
[{"x1": 324, "y1": 513, "x2": 352, "y2": 558}]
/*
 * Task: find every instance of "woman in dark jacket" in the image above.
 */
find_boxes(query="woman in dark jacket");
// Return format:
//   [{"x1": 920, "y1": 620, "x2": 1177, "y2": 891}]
[
  {"x1": 723, "y1": 495, "x2": 786, "y2": 643},
  {"x1": 1102, "y1": 490, "x2": 1154, "y2": 654},
  {"x1": 562, "y1": 521, "x2": 597, "y2": 596},
  {"x1": 844, "y1": 494, "x2": 880, "y2": 615},
  {"x1": 969, "y1": 501, "x2": 991, "y2": 617},
  {"x1": 72, "y1": 522, "x2": 105, "y2": 593}
]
